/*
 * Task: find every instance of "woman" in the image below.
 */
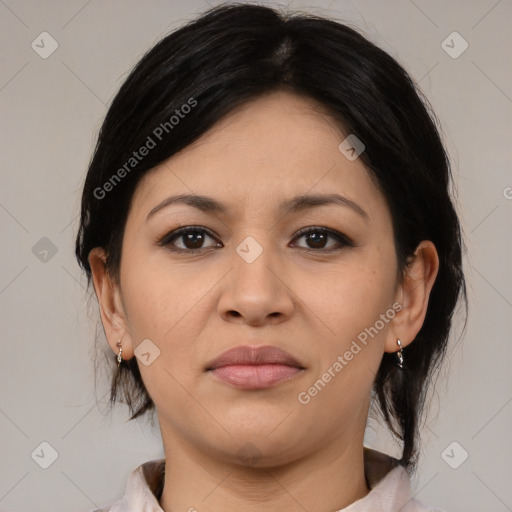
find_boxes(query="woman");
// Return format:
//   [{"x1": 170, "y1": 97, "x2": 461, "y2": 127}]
[{"x1": 75, "y1": 3, "x2": 466, "y2": 511}]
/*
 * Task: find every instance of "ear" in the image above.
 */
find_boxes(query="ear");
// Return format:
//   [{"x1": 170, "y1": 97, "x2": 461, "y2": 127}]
[
  {"x1": 88, "y1": 247, "x2": 134, "y2": 360},
  {"x1": 385, "y1": 240, "x2": 439, "y2": 353}
]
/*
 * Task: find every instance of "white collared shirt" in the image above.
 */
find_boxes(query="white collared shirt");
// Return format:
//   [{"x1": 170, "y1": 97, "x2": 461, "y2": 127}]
[{"x1": 91, "y1": 447, "x2": 442, "y2": 512}]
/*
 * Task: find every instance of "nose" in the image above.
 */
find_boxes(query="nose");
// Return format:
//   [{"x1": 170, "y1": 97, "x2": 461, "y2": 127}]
[{"x1": 217, "y1": 237, "x2": 295, "y2": 326}]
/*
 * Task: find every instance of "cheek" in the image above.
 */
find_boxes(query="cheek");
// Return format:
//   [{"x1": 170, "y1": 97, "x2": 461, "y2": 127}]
[
  {"x1": 120, "y1": 238, "x2": 185, "y2": 327},
  {"x1": 119, "y1": 251, "x2": 212, "y2": 367},
  {"x1": 300, "y1": 274, "x2": 395, "y2": 420},
  {"x1": 121, "y1": 274, "x2": 171, "y2": 338},
  {"x1": 304, "y1": 248, "x2": 397, "y2": 391},
  {"x1": 311, "y1": 255, "x2": 395, "y2": 337}
]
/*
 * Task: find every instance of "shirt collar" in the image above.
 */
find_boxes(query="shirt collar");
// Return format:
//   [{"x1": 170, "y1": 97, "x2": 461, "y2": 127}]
[{"x1": 102, "y1": 447, "x2": 427, "y2": 512}]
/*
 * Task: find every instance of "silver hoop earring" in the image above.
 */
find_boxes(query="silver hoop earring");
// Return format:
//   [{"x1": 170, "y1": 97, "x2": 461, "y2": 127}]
[
  {"x1": 116, "y1": 334, "x2": 124, "y2": 367},
  {"x1": 396, "y1": 338, "x2": 404, "y2": 369}
]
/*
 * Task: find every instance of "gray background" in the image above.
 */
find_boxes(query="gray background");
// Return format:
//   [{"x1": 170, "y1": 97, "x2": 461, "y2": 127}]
[{"x1": 0, "y1": 1, "x2": 511, "y2": 511}]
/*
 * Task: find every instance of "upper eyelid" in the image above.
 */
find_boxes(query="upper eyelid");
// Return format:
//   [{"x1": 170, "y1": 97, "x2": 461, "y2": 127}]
[{"x1": 160, "y1": 225, "x2": 352, "y2": 248}]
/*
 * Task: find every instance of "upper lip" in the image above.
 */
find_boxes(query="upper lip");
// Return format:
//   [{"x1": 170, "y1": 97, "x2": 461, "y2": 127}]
[{"x1": 206, "y1": 345, "x2": 304, "y2": 371}]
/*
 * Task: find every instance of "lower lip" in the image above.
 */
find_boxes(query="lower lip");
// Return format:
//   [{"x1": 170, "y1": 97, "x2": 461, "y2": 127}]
[{"x1": 208, "y1": 364, "x2": 303, "y2": 389}]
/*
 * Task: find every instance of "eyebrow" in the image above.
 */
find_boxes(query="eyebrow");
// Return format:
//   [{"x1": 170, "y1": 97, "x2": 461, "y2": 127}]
[{"x1": 146, "y1": 192, "x2": 369, "y2": 222}]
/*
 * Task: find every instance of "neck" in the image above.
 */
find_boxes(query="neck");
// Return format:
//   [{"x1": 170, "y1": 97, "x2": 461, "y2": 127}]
[{"x1": 158, "y1": 428, "x2": 370, "y2": 512}]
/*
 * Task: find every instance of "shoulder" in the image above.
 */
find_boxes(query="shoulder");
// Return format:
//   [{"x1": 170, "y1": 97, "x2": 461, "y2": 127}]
[
  {"x1": 354, "y1": 448, "x2": 444, "y2": 512},
  {"x1": 87, "y1": 458, "x2": 166, "y2": 512},
  {"x1": 370, "y1": 465, "x2": 444, "y2": 512}
]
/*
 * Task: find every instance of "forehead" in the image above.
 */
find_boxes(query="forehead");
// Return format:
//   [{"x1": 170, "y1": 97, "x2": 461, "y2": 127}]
[{"x1": 130, "y1": 91, "x2": 387, "y2": 222}]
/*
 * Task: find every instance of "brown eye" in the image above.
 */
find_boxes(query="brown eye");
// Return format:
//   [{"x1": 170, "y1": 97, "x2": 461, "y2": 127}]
[
  {"x1": 159, "y1": 225, "x2": 353, "y2": 254},
  {"x1": 159, "y1": 226, "x2": 221, "y2": 252},
  {"x1": 292, "y1": 227, "x2": 353, "y2": 251}
]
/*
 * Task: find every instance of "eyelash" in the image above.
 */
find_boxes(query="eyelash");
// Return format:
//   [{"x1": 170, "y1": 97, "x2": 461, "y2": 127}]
[{"x1": 157, "y1": 225, "x2": 355, "y2": 254}]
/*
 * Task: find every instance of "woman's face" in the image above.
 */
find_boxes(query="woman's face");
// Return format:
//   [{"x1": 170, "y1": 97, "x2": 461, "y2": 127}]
[{"x1": 108, "y1": 91, "x2": 404, "y2": 465}]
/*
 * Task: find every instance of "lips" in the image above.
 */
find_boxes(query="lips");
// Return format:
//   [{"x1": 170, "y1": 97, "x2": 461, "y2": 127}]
[
  {"x1": 205, "y1": 345, "x2": 305, "y2": 390},
  {"x1": 205, "y1": 345, "x2": 304, "y2": 371}
]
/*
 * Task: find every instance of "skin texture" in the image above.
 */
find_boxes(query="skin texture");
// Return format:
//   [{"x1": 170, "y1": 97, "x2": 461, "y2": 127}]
[{"x1": 89, "y1": 90, "x2": 439, "y2": 512}]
